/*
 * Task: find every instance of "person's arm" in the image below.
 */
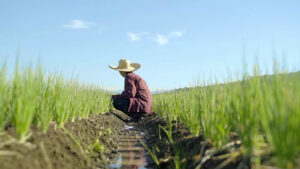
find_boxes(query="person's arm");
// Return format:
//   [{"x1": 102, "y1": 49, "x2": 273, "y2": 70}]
[{"x1": 112, "y1": 76, "x2": 136, "y2": 100}]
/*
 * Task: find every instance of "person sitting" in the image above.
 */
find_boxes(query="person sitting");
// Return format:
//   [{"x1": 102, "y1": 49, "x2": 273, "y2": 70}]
[{"x1": 109, "y1": 59, "x2": 153, "y2": 122}]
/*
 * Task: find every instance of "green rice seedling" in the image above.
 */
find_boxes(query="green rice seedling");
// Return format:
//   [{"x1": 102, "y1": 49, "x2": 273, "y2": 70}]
[
  {"x1": 62, "y1": 127, "x2": 85, "y2": 155},
  {"x1": 178, "y1": 91, "x2": 201, "y2": 135},
  {"x1": 105, "y1": 128, "x2": 112, "y2": 135},
  {"x1": 259, "y1": 70, "x2": 300, "y2": 168},
  {"x1": 159, "y1": 125, "x2": 173, "y2": 144},
  {"x1": 153, "y1": 64, "x2": 300, "y2": 168},
  {"x1": 172, "y1": 147, "x2": 186, "y2": 169},
  {"x1": 140, "y1": 140, "x2": 160, "y2": 166},
  {"x1": 12, "y1": 66, "x2": 38, "y2": 142},
  {"x1": 199, "y1": 84, "x2": 231, "y2": 149},
  {"x1": 0, "y1": 59, "x2": 112, "y2": 141},
  {"x1": 0, "y1": 64, "x2": 10, "y2": 131},
  {"x1": 53, "y1": 77, "x2": 72, "y2": 127},
  {"x1": 236, "y1": 71, "x2": 259, "y2": 157},
  {"x1": 89, "y1": 139, "x2": 105, "y2": 153},
  {"x1": 159, "y1": 121, "x2": 186, "y2": 169},
  {"x1": 67, "y1": 81, "x2": 80, "y2": 122},
  {"x1": 100, "y1": 91, "x2": 112, "y2": 113},
  {"x1": 35, "y1": 69, "x2": 56, "y2": 132}
]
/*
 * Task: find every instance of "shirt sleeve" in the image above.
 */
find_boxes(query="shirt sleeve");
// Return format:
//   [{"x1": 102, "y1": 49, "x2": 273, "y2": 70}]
[{"x1": 112, "y1": 76, "x2": 136, "y2": 99}]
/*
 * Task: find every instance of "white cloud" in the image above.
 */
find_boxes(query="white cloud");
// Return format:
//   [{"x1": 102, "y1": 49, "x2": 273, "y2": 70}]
[
  {"x1": 63, "y1": 19, "x2": 95, "y2": 29},
  {"x1": 154, "y1": 34, "x2": 169, "y2": 45},
  {"x1": 127, "y1": 32, "x2": 141, "y2": 41},
  {"x1": 127, "y1": 30, "x2": 185, "y2": 46},
  {"x1": 127, "y1": 32, "x2": 149, "y2": 42},
  {"x1": 153, "y1": 31, "x2": 184, "y2": 45},
  {"x1": 169, "y1": 31, "x2": 184, "y2": 37}
]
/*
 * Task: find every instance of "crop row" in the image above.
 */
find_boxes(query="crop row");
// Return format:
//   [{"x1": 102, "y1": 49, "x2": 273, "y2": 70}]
[
  {"x1": 0, "y1": 63, "x2": 111, "y2": 142},
  {"x1": 153, "y1": 66, "x2": 300, "y2": 168}
]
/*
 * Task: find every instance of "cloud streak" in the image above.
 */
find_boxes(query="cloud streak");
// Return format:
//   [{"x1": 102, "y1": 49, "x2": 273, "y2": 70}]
[
  {"x1": 169, "y1": 31, "x2": 184, "y2": 38},
  {"x1": 127, "y1": 32, "x2": 141, "y2": 41},
  {"x1": 127, "y1": 30, "x2": 185, "y2": 46},
  {"x1": 127, "y1": 32, "x2": 149, "y2": 42},
  {"x1": 153, "y1": 30, "x2": 185, "y2": 45},
  {"x1": 63, "y1": 19, "x2": 95, "y2": 29},
  {"x1": 154, "y1": 34, "x2": 168, "y2": 45}
]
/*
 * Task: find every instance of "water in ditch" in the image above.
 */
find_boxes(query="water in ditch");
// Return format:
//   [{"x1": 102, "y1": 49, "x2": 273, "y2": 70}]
[{"x1": 109, "y1": 125, "x2": 148, "y2": 169}]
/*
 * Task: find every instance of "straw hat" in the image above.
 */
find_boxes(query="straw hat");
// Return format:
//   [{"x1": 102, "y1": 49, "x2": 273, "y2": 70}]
[{"x1": 108, "y1": 59, "x2": 141, "y2": 72}]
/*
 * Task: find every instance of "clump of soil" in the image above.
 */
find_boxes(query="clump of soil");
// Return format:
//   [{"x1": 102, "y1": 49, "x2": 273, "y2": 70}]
[{"x1": 0, "y1": 111, "x2": 126, "y2": 169}]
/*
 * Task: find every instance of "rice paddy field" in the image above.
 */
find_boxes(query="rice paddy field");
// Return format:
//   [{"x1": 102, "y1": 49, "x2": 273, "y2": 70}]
[
  {"x1": 0, "y1": 61, "x2": 300, "y2": 169},
  {"x1": 0, "y1": 63, "x2": 112, "y2": 141},
  {"x1": 153, "y1": 66, "x2": 300, "y2": 168}
]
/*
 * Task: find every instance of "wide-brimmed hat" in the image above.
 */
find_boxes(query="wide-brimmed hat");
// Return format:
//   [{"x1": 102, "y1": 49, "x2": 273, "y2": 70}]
[{"x1": 108, "y1": 59, "x2": 141, "y2": 72}]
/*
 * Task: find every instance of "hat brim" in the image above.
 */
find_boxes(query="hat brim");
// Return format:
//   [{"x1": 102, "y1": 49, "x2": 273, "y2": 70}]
[{"x1": 108, "y1": 63, "x2": 141, "y2": 72}]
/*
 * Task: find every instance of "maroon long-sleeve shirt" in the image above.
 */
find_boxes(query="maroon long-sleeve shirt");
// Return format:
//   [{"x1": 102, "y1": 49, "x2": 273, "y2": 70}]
[{"x1": 112, "y1": 72, "x2": 153, "y2": 114}]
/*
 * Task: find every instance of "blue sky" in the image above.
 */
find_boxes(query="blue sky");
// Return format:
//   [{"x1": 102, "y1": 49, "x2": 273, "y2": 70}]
[{"x1": 1, "y1": 0, "x2": 300, "y2": 91}]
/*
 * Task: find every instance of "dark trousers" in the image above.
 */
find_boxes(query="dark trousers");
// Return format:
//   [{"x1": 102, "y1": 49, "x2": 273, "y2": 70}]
[{"x1": 113, "y1": 98, "x2": 146, "y2": 119}]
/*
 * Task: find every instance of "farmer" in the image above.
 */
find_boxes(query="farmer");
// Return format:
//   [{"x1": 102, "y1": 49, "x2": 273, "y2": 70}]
[{"x1": 109, "y1": 59, "x2": 153, "y2": 122}]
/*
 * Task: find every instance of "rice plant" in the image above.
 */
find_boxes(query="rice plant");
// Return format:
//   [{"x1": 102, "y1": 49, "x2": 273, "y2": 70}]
[
  {"x1": 12, "y1": 66, "x2": 38, "y2": 142},
  {"x1": 0, "y1": 61, "x2": 111, "y2": 141},
  {"x1": 0, "y1": 64, "x2": 10, "y2": 131},
  {"x1": 153, "y1": 65, "x2": 300, "y2": 168}
]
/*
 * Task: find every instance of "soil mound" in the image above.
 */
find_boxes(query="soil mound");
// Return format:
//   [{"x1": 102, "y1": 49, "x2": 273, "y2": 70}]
[{"x1": 0, "y1": 112, "x2": 125, "y2": 169}]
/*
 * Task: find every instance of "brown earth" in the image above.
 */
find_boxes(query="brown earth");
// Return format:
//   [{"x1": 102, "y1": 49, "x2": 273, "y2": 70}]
[{"x1": 0, "y1": 111, "x2": 127, "y2": 169}]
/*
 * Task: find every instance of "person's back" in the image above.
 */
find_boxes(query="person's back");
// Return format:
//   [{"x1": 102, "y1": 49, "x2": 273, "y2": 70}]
[{"x1": 125, "y1": 72, "x2": 152, "y2": 114}]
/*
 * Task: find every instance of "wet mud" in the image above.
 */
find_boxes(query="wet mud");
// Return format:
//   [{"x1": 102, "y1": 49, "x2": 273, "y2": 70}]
[{"x1": 109, "y1": 125, "x2": 148, "y2": 169}]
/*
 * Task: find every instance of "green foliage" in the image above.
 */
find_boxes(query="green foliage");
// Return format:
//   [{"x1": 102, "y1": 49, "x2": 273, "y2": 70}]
[
  {"x1": 89, "y1": 139, "x2": 105, "y2": 153},
  {"x1": 105, "y1": 128, "x2": 112, "y2": 135},
  {"x1": 0, "y1": 62, "x2": 111, "y2": 141},
  {"x1": 153, "y1": 65, "x2": 300, "y2": 168},
  {"x1": 159, "y1": 125, "x2": 173, "y2": 144},
  {"x1": 140, "y1": 140, "x2": 160, "y2": 166},
  {"x1": 0, "y1": 64, "x2": 10, "y2": 131},
  {"x1": 12, "y1": 66, "x2": 38, "y2": 142}
]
